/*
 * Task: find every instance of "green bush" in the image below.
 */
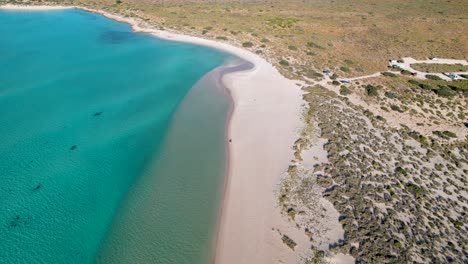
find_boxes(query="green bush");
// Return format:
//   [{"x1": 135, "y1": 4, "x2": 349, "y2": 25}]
[
  {"x1": 242, "y1": 42, "x2": 254, "y2": 48},
  {"x1": 216, "y1": 36, "x2": 228, "y2": 40},
  {"x1": 406, "y1": 183, "x2": 425, "y2": 198},
  {"x1": 306, "y1": 41, "x2": 323, "y2": 49},
  {"x1": 332, "y1": 80, "x2": 340, "y2": 85},
  {"x1": 401, "y1": 70, "x2": 412, "y2": 75},
  {"x1": 340, "y1": 66, "x2": 350, "y2": 73},
  {"x1": 384, "y1": 92, "x2": 397, "y2": 99},
  {"x1": 340, "y1": 86, "x2": 351, "y2": 95},
  {"x1": 425, "y1": 74, "x2": 443, "y2": 80},
  {"x1": 382, "y1": 72, "x2": 397, "y2": 77},
  {"x1": 408, "y1": 80, "x2": 420, "y2": 85},
  {"x1": 115, "y1": 0, "x2": 122, "y2": 3},
  {"x1": 279, "y1": 59, "x2": 290, "y2": 66},
  {"x1": 396, "y1": 167, "x2": 407, "y2": 175},
  {"x1": 390, "y1": 105, "x2": 403, "y2": 112},
  {"x1": 366, "y1": 84, "x2": 378, "y2": 96},
  {"x1": 344, "y1": 59, "x2": 354, "y2": 65},
  {"x1": 260, "y1": 38, "x2": 270, "y2": 43},
  {"x1": 442, "y1": 131, "x2": 457, "y2": 138},
  {"x1": 433, "y1": 130, "x2": 457, "y2": 139},
  {"x1": 435, "y1": 86, "x2": 455, "y2": 97},
  {"x1": 288, "y1": 45, "x2": 297, "y2": 51},
  {"x1": 419, "y1": 83, "x2": 433, "y2": 90}
]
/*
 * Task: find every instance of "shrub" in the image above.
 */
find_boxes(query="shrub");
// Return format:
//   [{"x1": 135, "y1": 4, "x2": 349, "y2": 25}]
[
  {"x1": 344, "y1": 59, "x2": 354, "y2": 65},
  {"x1": 396, "y1": 167, "x2": 407, "y2": 175},
  {"x1": 425, "y1": 74, "x2": 443, "y2": 80},
  {"x1": 260, "y1": 38, "x2": 270, "y2": 43},
  {"x1": 366, "y1": 84, "x2": 378, "y2": 96},
  {"x1": 394, "y1": 240, "x2": 403, "y2": 248},
  {"x1": 288, "y1": 45, "x2": 297, "y2": 51},
  {"x1": 406, "y1": 183, "x2": 425, "y2": 198},
  {"x1": 382, "y1": 72, "x2": 397, "y2": 77},
  {"x1": 408, "y1": 80, "x2": 420, "y2": 85},
  {"x1": 401, "y1": 70, "x2": 412, "y2": 75},
  {"x1": 419, "y1": 83, "x2": 433, "y2": 90},
  {"x1": 385, "y1": 92, "x2": 397, "y2": 99},
  {"x1": 433, "y1": 130, "x2": 457, "y2": 139},
  {"x1": 332, "y1": 80, "x2": 340, "y2": 85},
  {"x1": 340, "y1": 66, "x2": 350, "y2": 73},
  {"x1": 242, "y1": 42, "x2": 254, "y2": 48},
  {"x1": 281, "y1": 235, "x2": 297, "y2": 250},
  {"x1": 216, "y1": 36, "x2": 228, "y2": 40},
  {"x1": 435, "y1": 86, "x2": 455, "y2": 97},
  {"x1": 390, "y1": 105, "x2": 403, "y2": 112},
  {"x1": 204, "y1": 26, "x2": 213, "y2": 30},
  {"x1": 306, "y1": 41, "x2": 323, "y2": 49},
  {"x1": 279, "y1": 59, "x2": 290, "y2": 66},
  {"x1": 115, "y1": 0, "x2": 122, "y2": 3},
  {"x1": 340, "y1": 86, "x2": 351, "y2": 95},
  {"x1": 442, "y1": 131, "x2": 457, "y2": 138},
  {"x1": 460, "y1": 74, "x2": 468, "y2": 79}
]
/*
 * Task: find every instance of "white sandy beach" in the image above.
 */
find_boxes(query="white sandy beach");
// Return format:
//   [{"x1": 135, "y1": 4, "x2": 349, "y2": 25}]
[{"x1": 0, "y1": 4, "x2": 315, "y2": 263}]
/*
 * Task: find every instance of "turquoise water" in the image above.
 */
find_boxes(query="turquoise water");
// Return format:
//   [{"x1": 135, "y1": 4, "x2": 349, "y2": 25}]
[{"x1": 0, "y1": 9, "x2": 232, "y2": 263}]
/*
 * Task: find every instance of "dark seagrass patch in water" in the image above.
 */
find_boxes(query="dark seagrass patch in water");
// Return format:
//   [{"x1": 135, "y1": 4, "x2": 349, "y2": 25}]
[{"x1": 99, "y1": 30, "x2": 135, "y2": 44}]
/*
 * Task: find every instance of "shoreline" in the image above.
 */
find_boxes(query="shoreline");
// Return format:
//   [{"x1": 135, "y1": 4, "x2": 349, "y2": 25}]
[{"x1": 1, "y1": 4, "x2": 305, "y2": 263}]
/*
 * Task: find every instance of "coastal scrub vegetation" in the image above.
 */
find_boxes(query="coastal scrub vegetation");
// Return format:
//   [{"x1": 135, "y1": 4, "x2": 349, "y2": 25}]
[{"x1": 280, "y1": 84, "x2": 467, "y2": 262}]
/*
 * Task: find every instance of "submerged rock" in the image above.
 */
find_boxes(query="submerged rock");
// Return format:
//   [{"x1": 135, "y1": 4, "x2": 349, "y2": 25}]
[{"x1": 70, "y1": 145, "x2": 77, "y2": 151}]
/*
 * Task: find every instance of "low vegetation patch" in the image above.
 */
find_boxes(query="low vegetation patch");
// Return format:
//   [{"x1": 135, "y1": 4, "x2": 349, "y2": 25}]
[
  {"x1": 433, "y1": 130, "x2": 457, "y2": 139},
  {"x1": 434, "y1": 86, "x2": 455, "y2": 97},
  {"x1": 382, "y1": 72, "x2": 397, "y2": 77},
  {"x1": 365, "y1": 84, "x2": 378, "y2": 96},
  {"x1": 411, "y1": 63, "x2": 468, "y2": 73},
  {"x1": 279, "y1": 59, "x2": 290, "y2": 66},
  {"x1": 384, "y1": 92, "x2": 397, "y2": 99},
  {"x1": 242, "y1": 41, "x2": 253, "y2": 47},
  {"x1": 281, "y1": 235, "x2": 297, "y2": 250},
  {"x1": 306, "y1": 41, "x2": 324, "y2": 49},
  {"x1": 425, "y1": 74, "x2": 443, "y2": 81},
  {"x1": 267, "y1": 17, "x2": 299, "y2": 29},
  {"x1": 340, "y1": 85, "x2": 352, "y2": 95},
  {"x1": 400, "y1": 69, "x2": 413, "y2": 75},
  {"x1": 340, "y1": 66, "x2": 350, "y2": 73}
]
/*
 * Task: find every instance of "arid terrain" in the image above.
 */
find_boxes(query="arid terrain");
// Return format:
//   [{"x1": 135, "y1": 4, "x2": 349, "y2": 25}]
[{"x1": 3, "y1": 0, "x2": 467, "y2": 263}]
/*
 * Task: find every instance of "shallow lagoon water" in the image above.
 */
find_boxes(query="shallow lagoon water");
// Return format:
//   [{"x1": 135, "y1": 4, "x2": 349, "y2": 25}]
[{"x1": 0, "y1": 9, "x2": 231, "y2": 263}]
